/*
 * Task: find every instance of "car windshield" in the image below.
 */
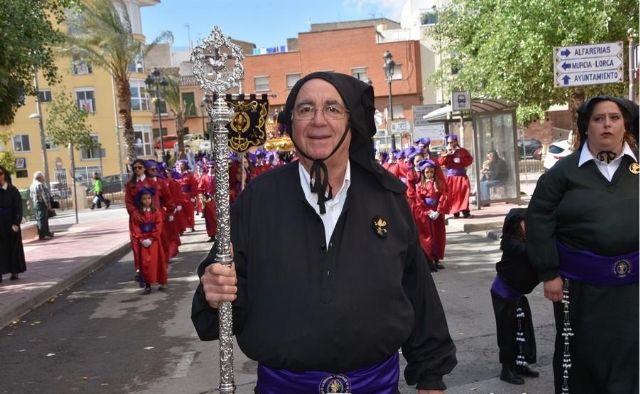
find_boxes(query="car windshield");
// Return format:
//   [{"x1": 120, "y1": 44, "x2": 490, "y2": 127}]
[{"x1": 549, "y1": 144, "x2": 565, "y2": 154}]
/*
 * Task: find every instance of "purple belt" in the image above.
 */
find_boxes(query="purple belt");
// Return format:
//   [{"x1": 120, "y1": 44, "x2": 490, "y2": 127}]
[
  {"x1": 491, "y1": 275, "x2": 521, "y2": 301},
  {"x1": 181, "y1": 185, "x2": 192, "y2": 193},
  {"x1": 424, "y1": 197, "x2": 438, "y2": 207},
  {"x1": 139, "y1": 222, "x2": 156, "y2": 233},
  {"x1": 256, "y1": 353, "x2": 399, "y2": 394},
  {"x1": 557, "y1": 242, "x2": 639, "y2": 286},
  {"x1": 446, "y1": 168, "x2": 466, "y2": 176}
]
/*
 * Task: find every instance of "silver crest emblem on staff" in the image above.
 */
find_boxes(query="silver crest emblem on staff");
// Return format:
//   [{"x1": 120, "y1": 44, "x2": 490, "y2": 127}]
[{"x1": 191, "y1": 26, "x2": 244, "y2": 394}]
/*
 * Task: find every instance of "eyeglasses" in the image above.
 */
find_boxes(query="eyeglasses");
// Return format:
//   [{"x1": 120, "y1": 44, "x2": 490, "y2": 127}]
[
  {"x1": 293, "y1": 103, "x2": 349, "y2": 120},
  {"x1": 133, "y1": 165, "x2": 144, "y2": 170}
]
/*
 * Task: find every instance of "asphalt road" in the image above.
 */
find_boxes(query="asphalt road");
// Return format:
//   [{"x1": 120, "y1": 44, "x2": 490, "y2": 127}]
[{"x1": 0, "y1": 218, "x2": 556, "y2": 394}]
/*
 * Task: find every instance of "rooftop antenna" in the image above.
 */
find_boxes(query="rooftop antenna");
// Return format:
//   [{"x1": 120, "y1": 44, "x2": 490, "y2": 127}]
[{"x1": 185, "y1": 23, "x2": 192, "y2": 51}]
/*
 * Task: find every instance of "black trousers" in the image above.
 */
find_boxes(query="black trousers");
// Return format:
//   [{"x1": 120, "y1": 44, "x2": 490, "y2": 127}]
[
  {"x1": 552, "y1": 281, "x2": 638, "y2": 394},
  {"x1": 93, "y1": 192, "x2": 110, "y2": 208},
  {"x1": 35, "y1": 202, "x2": 51, "y2": 237},
  {"x1": 491, "y1": 291, "x2": 536, "y2": 365}
]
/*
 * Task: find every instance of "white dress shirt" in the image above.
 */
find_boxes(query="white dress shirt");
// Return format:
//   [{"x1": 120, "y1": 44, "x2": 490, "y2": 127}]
[
  {"x1": 299, "y1": 161, "x2": 351, "y2": 246},
  {"x1": 578, "y1": 142, "x2": 637, "y2": 182}
]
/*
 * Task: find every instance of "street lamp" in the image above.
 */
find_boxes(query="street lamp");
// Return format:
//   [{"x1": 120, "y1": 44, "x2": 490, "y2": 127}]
[
  {"x1": 145, "y1": 68, "x2": 169, "y2": 162},
  {"x1": 30, "y1": 72, "x2": 51, "y2": 189},
  {"x1": 383, "y1": 50, "x2": 396, "y2": 150}
]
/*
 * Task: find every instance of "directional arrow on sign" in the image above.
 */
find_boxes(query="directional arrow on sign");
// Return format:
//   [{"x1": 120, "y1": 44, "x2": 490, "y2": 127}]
[
  {"x1": 555, "y1": 55, "x2": 623, "y2": 74},
  {"x1": 560, "y1": 49, "x2": 571, "y2": 57}
]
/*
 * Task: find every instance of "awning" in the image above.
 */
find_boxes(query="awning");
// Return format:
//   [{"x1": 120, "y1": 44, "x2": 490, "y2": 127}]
[{"x1": 423, "y1": 98, "x2": 517, "y2": 122}]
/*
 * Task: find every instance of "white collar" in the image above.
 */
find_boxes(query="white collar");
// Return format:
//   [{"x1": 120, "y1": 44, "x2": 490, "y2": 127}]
[
  {"x1": 578, "y1": 141, "x2": 637, "y2": 167},
  {"x1": 1, "y1": 182, "x2": 7, "y2": 190},
  {"x1": 299, "y1": 160, "x2": 351, "y2": 202},
  {"x1": 137, "y1": 174, "x2": 146, "y2": 182}
]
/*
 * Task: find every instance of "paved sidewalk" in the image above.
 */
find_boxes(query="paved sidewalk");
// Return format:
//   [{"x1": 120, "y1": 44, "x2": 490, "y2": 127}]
[{"x1": 0, "y1": 205, "x2": 132, "y2": 328}]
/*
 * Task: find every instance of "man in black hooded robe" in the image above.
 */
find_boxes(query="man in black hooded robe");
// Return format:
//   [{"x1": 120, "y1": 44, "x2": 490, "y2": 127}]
[{"x1": 191, "y1": 72, "x2": 456, "y2": 393}]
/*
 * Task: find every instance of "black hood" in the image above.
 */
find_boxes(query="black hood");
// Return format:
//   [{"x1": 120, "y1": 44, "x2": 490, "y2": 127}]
[
  {"x1": 282, "y1": 71, "x2": 405, "y2": 194},
  {"x1": 501, "y1": 208, "x2": 527, "y2": 238},
  {"x1": 577, "y1": 96, "x2": 639, "y2": 147}
]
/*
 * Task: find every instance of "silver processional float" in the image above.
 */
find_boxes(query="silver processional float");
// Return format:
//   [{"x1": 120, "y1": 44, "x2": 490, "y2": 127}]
[{"x1": 191, "y1": 26, "x2": 245, "y2": 394}]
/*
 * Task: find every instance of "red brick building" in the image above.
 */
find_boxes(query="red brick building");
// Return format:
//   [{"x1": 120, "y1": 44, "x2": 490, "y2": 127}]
[
  {"x1": 243, "y1": 23, "x2": 423, "y2": 126},
  {"x1": 153, "y1": 20, "x2": 423, "y2": 149}
]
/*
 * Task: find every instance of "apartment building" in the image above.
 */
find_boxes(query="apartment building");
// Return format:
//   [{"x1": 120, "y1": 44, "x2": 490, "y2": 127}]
[{"x1": 0, "y1": 0, "x2": 160, "y2": 190}]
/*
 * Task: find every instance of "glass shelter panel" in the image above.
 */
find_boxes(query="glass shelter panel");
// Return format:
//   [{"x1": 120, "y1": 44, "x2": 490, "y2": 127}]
[{"x1": 474, "y1": 112, "x2": 518, "y2": 203}]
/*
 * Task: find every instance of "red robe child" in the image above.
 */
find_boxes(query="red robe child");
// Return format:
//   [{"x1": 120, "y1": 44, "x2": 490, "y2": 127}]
[
  {"x1": 198, "y1": 170, "x2": 217, "y2": 240},
  {"x1": 165, "y1": 176, "x2": 186, "y2": 257},
  {"x1": 177, "y1": 169, "x2": 198, "y2": 231},
  {"x1": 131, "y1": 208, "x2": 167, "y2": 286},
  {"x1": 413, "y1": 163, "x2": 448, "y2": 266},
  {"x1": 437, "y1": 136, "x2": 473, "y2": 216}
]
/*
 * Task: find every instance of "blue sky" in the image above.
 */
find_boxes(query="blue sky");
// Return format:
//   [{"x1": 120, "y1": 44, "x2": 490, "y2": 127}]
[{"x1": 141, "y1": 0, "x2": 404, "y2": 50}]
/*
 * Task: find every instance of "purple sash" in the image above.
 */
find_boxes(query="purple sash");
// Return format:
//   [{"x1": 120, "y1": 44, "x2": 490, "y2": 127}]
[
  {"x1": 424, "y1": 197, "x2": 438, "y2": 207},
  {"x1": 491, "y1": 275, "x2": 521, "y2": 301},
  {"x1": 445, "y1": 168, "x2": 466, "y2": 176},
  {"x1": 557, "y1": 242, "x2": 639, "y2": 286},
  {"x1": 256, "y1": 353, "x2": 399, "y2": 394},
  {"x1": 181, "y1": 185, "x2": 192, "y2": 193},
  {"x1": 139, "y1": 222, "x2": 156, "y2": 233}
]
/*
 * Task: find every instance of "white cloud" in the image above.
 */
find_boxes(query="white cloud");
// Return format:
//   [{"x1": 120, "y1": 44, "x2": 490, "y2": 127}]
[{"x1": 342, "y1": 0, "x2": 405, "y2": 21}]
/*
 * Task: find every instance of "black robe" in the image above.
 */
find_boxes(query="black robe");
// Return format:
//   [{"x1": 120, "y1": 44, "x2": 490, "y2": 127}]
[
  {"x1": 0, "y1": 183, "x2": 26, "y2": 275},
  {"x1": 527, "y1": 150, "x2": 638, "y2": 394},
  {"x1": 192, "y1": 161, "x2": 457, "y2": 390}
]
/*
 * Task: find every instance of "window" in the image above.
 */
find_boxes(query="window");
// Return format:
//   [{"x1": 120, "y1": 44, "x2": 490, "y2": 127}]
[
  {"x1": 286, "y1": 74, "x2": 301, "y2": 89},
  {"x1": 130, "y1": 81, "x2": 150, "y2": 111},
  {"x1": 72, "y1": 54, "x2": 92, "y2": 75},
  {"x1": 391, "y1": 64, "x2": 402, "y2": 80},
  {"x1": 352, "y1": 67, "x2": 369, "y2": 82},
  {"x1": 152, "y1": 128, "x2": 168, "y2": 139},
  {"x1": 420, "y1": 10, "x2": 438, "y2": 25},
  {"x1": 134, "y1": 125, "x2": 153, "y2": 157},
  {"x1": 255, "y1": 76, "x2": 270, "y2": 91},
  {"x1": 45, "y1": 138, "x2": 58, "y2": 150},
  {"x1": 80, "y1": 135, "x2": 101, "y2": 160},
  {"x1": 16, "y1": 170, "x2": 28, "y2": 178},
  {"x1": 12, "y1": 135, "x2": 30, "y2": 152},
  {"x1": 152, "y1": 97, "x2": 167, "y2": 115},
  {"x1": 38, "y1": 90, "x2": 53, "y2": 102},
  {"x1": 76, "y1": 89, "x2": 96, "y2": 113},
  {"x1": 182, "y1": 92, "x2": 197, "y2": 116}
]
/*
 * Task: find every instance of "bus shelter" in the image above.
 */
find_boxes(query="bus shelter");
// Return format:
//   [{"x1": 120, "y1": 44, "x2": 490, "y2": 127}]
[{"x1": 423, "y1": 98, "x2": 521, "y2": 208}]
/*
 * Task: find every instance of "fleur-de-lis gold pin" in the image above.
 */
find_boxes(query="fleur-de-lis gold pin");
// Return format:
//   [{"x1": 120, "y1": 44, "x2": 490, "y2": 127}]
[{"x1": 372, "y1": 216, "x2": 388, "y2": 238}]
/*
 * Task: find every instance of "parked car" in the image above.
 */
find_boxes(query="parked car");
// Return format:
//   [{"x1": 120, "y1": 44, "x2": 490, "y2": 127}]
[
  {"x1": 49, "y1": 181, "x2": 71, "y2": 199},
  {"x1": 154, "y1": 135, "x2": 178, "y2": 150},
  {"x1": 543, "y1": 140, "x2": 573, "y2": 170},
  {"x1": 517, "y1": 138, "x2": 542, "y2": 160}
]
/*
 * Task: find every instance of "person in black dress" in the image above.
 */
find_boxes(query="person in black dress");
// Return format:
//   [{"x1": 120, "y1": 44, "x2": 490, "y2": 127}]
[{"x1": 0, "y1": 165, "x2": 26, "y2": 282}]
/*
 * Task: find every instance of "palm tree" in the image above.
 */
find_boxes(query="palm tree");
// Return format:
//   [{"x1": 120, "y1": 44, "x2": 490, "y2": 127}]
[
  {"x1": 61, "y1": 0, "x2": 172, "y2": 164},
  {"x1": 163, "y1": 74, "x2": 193, "y2": 159}
]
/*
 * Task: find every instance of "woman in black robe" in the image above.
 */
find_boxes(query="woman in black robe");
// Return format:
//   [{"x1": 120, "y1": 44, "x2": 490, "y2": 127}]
[{"x1": 0, "y1": 165, "x2": 26, "y2": 282}]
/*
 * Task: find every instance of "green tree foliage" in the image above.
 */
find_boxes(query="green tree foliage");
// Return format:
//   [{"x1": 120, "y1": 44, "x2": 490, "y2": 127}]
[
  {"x1": 46, "y1": 91, "x2": 95, "y2": 150},
  {"x1": 163, "y1": 74, "x2": 193, "y2": 158},
  {"x1": 0, "y1": 131, "x2": 17, "y2": 173},
  {"x1": 62, "y1": 0, "x2": 172, "y2": 164},
  {"x1": 0, "y1": 0, "x2": 77, "y2": 125},
  {"x1": 432, "y1": 0, "x2": 638, "y2": 125}
]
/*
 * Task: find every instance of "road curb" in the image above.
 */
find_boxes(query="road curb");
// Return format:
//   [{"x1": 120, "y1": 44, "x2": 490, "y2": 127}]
[{"x1": 0, "y1": 241, "x2": 131, "y2": 329}]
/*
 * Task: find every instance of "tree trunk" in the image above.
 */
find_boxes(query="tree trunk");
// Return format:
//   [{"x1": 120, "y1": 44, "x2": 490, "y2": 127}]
[
  {"x1": 115, "y1": 78, "x2": 135, "y2": 165},
  {"x1": 176, "y1": 113, "x2": 187, "y2": 159}
]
